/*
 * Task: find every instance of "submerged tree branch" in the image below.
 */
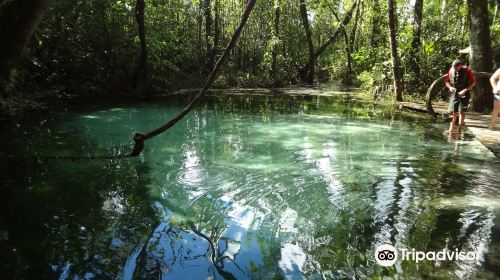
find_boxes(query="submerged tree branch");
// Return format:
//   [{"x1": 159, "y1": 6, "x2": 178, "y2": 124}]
[{"x1": 130, "y1": 0, "x2": 257, "y2": 157}]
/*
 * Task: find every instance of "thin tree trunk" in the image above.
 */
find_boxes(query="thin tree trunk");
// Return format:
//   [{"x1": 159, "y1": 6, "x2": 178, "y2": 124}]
[
  {"x1": 409, "y1": 0, "x2": 423, "y2": 78},
  {"x1": 494, "y1": 0, "x2": 498, "y2": 26},
  {"x1": 272, "y1": 0, "x2": 281, "y2": 87},
  {"x1": 198, "y1": 0, "x2": 203, "y2": 69},
  {"x1": 210, "y1": 0, "x2": 220, "y2": 69},
  {"x1": 314, "y1": 0, "x2": 357, "y2": 59},
  {"x1": 349, "y1": 0, "x2": 361, "y2": 52},
  {"x1": 133, "y1": 0, "x2": 147, "y2": 88},
  {"x1": 332, "y1": 9, "x2": 353, "y2": 85},
  {"x1": 0, "y1": 0, "x2": 53, "y2": 93},
  {"x1": 467, "y1": 0, "x2": 493, "y2": 112},
  {"x1": 387, "y1": 0, "x2": 403, "y2": 101},
  {"x1": 370, "y1": 0, "x2": 384, "y2": 48},
  {"x1": 204, "y1": 0, "x2": 213, "y2": 72},
  {"x1": 299, "y1": 0, "x2": 315, "y2": 84},
  {"x1": 131, "y1": 0, "x2": 257, "y2": 156},
  {"x1": 341, "y1": 28, "x2": 353, "y2": 86},
  {"x1": 297, "y1": 1, "x2": 357, "y2": 83}
]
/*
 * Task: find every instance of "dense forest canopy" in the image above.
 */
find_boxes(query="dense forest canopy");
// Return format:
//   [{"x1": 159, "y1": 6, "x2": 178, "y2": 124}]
[
  {"x1": 0, "y1": 0, "x2": 499, "y2": 106},
  {"x1": 1, "y1": 2, "x2": 500, "y2": 278}
]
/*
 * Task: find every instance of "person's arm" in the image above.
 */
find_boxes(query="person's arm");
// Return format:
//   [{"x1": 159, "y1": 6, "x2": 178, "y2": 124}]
[
  {"x1": 466, "y1": 67, "x2": 476, "y2": 91},
  {"x1": 490, "y1": 69, "x2": 500, "y2": 91},
  {"x1": 445, "y1": 70, "x2": 456, "y2": 92}
]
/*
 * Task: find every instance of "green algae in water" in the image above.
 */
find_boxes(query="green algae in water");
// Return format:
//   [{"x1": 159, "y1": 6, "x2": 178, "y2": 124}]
[{"x1": 0, "y1": 95, "x2": 499, "y2": 279}]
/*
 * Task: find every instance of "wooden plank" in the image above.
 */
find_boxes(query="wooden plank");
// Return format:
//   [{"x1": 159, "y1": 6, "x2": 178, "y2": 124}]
[{"x1": 398, "y1": 101, "x2": 449, "y2": 115}]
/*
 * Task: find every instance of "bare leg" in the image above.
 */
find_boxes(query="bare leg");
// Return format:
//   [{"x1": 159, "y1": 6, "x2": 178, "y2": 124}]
[
  {"x1": 458, "y1": 112, "x2": 466, "y2": 130},
  {"x1": 449, "y1": 112, "x2": 458, "y2": 132},
  {"x1": 490, "y1": 101, "x2": 500, "y2": 130}
]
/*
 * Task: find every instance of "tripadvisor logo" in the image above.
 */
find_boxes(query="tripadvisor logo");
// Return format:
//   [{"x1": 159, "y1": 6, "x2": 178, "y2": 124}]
[
  {"x1": 375, "y1": 244, "x2": 397, "y2": 266},
  {"x1": 374, "y1": 244, "x2": 480, "y2": 267}
]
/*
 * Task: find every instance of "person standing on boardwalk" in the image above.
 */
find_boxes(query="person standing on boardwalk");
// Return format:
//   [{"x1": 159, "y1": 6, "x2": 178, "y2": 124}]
[
  {"x1": 490, "y1": 68, "x2": 500, "y2": 130},
  {"x1": 445, "y1": 59, "x2": 476, "y2": 133}
]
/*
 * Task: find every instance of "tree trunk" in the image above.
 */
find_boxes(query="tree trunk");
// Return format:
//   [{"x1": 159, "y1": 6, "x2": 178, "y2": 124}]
[
  {"x1": 0, "y1": 0, "x2": 53, "y2": 93},
  {"x1": 332, "y1": 9, "x2": 353, "y2": 85},
  {"x1": 299, "y1": 0, "x2": 315, "y2": 84},
  {"x1": 409, "y1": 0, "x2": 423, "y2": 78},
  {"x1": 298, "y1": 1, "x2": 357, "y2": 83},
  {"x1": 197, "y1": 0, "x2": 203, "y2": 66},
  {"x1": 272, "y1": 0, "x2": 281, "y2": 87},
  {"x1": 371, "y1": 0, "x2": 383, "y2": 48},
  {"x1": 203, "y1": 0, "x2": 214, "y2": 72},
  {"x1": 467, "y1": 0, "x2": 493, "y2": 112},
  {"x1": 349, "y1": 0, "x2": 361, "y2": 53},
  {"x1": 493, "y1": 0, "x2": 498, "y2": 27},
  {"x1": 341, "y1": 28, "x2": 353, "y2": 86},
  {"x1": 314, "y1": 0, "x2": 357, "y2": 59},
  {"x1": 387, "y1": 0, "x2": 403, "y2": 101},
  {"x1": 210, "y1": 0, "x2": 220, "y2": 70},
  {"x1": 131, "y1": 0, "x2": 257, "y2": 156},
  {"x1": 133, "y1": 0, "x2": 148, "y2": 88}
]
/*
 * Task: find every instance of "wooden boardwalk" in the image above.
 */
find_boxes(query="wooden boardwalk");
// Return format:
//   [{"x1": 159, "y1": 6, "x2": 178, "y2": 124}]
[{"x1": 399, "y1": 102, "x2": 500, "y2": 158}]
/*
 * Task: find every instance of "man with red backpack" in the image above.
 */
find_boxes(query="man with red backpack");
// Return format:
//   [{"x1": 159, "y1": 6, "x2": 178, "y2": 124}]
[{"x1": 445, "y1": 59, "x2": 476, "y2": 133}]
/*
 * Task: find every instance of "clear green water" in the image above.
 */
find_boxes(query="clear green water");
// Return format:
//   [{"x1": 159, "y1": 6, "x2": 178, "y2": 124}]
[{"x1": 1, "y1": 95, "x2": 500, "y2": 279}]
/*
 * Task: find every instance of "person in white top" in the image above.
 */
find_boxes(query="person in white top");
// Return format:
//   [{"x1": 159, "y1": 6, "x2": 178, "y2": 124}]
[{"x1": 490, "y1": 68, "x2": 500, "y2": 130}]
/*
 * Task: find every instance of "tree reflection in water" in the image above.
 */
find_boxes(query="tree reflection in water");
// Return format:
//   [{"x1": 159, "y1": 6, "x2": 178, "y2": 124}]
[{"x1": 0, "y1": 94, "x2": 499, "y2": 279}]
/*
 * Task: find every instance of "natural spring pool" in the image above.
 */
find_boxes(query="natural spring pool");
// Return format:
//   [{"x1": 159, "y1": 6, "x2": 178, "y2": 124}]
[{"x1": 1, "y1": 94, "x2": 499, "y2": 279}]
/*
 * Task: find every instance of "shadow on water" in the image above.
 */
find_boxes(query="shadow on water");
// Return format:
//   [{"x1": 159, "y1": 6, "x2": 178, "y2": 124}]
[
  {"x1": 0, "y1": 128, "x2": 158, "y2": 279},
  {"x1": 1, "y1": 94, "x2": 500, "y2": 279}
]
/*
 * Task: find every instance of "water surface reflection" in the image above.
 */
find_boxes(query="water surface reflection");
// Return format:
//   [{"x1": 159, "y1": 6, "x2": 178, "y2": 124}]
[{"x1": 0, "y1": 95, "x2": 499, "y2": 279}]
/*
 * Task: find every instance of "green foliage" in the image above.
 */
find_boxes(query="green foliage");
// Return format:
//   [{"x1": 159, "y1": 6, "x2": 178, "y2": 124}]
[{"x1": 1, "y1": 0, "x2": 497, "y2": 100}]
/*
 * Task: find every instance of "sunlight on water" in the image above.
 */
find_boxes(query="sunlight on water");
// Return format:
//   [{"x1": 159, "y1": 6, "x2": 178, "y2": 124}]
[
  {"x1": 1, "y1": 95, "x2": 500, "y2": 279},
  {"x1": 437, "y1": 196, "x2": 500, "y2": 209}
]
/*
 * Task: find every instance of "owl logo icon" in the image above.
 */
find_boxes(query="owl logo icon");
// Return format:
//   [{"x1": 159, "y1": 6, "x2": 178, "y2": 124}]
[{"x1": 375, "y1": 244, "x2": 397, "y2": 266}]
